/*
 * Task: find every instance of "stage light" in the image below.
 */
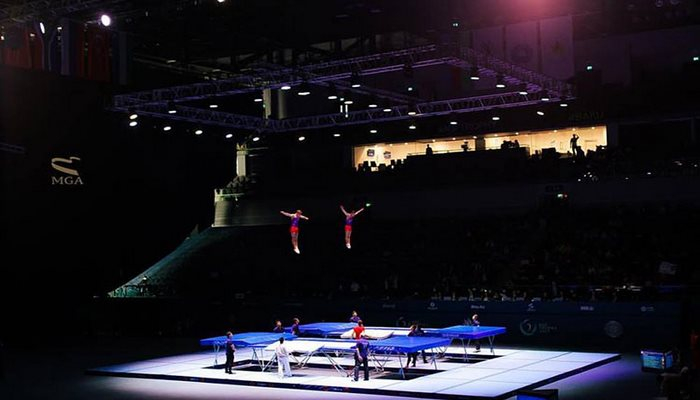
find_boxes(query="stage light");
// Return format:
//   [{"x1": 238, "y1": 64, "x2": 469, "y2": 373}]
[
  {"x1": 254, "y1": 92, "x2": 263, "y2": 102},
  {"x1": 383, "y1": 106, "x2": 392, "y2": 113},
  {"x1": 209, "y1": 104, "x2": 218, "y2": 108},
  {"x1": 327, "y1": 83, "x2": 338, "y2": 100},
  {"x1": 39, "y1": 22, "x2": 46, "y2": 34},
  {"x1": 368, "y1": 103, "x2": 378, "y2": 108},
  {"x1": 370, "y1": 129, "x2": 378, "y2": 133},
  {"x1": 333, "y1": 133, "x2": 341, "y2": 137},
  {"x1": 365, "y1": 202, "x2": 372, "y2": 207},
  {"x1": 344, "y1": 99, "x2": 354, "y2": 105},
  {"x1": 586, "y1": 65, "x2": 593, "y2": 71},
  {"x1": 129, "y1": 113, "x2": 138, "y2": 120},
  {"x1": 450, "y1": 121, "x2": 458, "y2": 125},
  {"x1": 217, "y1": 0, "x2": 226, "y2": 3},
  {"x1": 540, "y1": 91, "x2": 550, "y2": 101},
  {"x1": 693, "y1": 56, "x2": 699, "y2": 62},
  {"x1": 408, "y1": 123, "x2": 416, "y2": 130},
  {"x1": 492, "y1": 116, "x2": 500, "y2": 121},
  {"x1": 100, "y1": 14, "x2": 112, "y2": 27},
  {"x1": 163, "y1": 126, "x2": 172, "y2": 131},
  {"x1": 297, "y1": 82, "x2": 311, "y2": 96},
  {"x1": 350, "y1": 72, "x2": 361, "y2": 88},
  {"x1": 469, "y1": 66, "x2": 480, "y2": 80},
  {"x1": 537, "y1": 111, "x2": 545, "y2": 116},
  {"x1": 496, "y1": 74, "x2": 505, "y2": 88},
  {"x1": 281, "y1": 84, "x2": 292, "y2": 91},
  {"x1": 167, "y1": 102, "x2": 177, "y2": 114},
  {"x1": 252, "y1": 136, "x2": 260, "y2": 142},
  {"x1": 519, "y1": 90, "x2": 528, "y2": 95},
  {"x1": 407, "y1": 86, "x2": 414, "y2": 92},
  {"x1": 195, "y1": 129, "x2": 203, "y2": 135},
  {"x1": 298, "y1": 136, "x2": 305, "y2": 141},
  {"x1": 129, "y1": 121, "x2": 138, "y2": 127},
  {"x1": 225, "y1": 133, "x2": 233, "y2": 139}
]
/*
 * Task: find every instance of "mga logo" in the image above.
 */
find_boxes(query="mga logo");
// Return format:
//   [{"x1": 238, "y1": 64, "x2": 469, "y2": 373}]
[{"x1": 51, "y1": 156, "x2": 84, "y2": 185}]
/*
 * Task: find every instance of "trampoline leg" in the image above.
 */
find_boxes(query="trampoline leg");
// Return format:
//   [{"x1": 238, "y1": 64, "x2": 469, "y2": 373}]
[{"x1": 489, "y1": 335, "x2": 495, "y2": 355}]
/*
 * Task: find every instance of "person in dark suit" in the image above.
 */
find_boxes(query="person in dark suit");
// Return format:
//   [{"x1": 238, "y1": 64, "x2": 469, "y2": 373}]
[
  {"x1": 470, "y1": 314, "x2": 481, "y2": 352},
  {"x1": 224, "y1": 331, "x2": 236, "y2": 374},
  {"x1": 353, "y1": 341, "x2": 370, "y2": 381},
  {"x1": 291, "y1": 317, "x2": 301, "y2": 336}
]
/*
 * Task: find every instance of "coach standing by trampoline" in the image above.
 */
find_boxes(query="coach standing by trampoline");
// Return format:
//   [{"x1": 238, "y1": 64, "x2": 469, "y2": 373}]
[{"x1": 224, "y1": 331, "x2": 236, "y2": 374}]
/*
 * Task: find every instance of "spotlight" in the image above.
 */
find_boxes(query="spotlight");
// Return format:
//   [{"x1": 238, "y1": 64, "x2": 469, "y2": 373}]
[
  {"x1": 450, "y1": 121, "x2": 458, "y2": 125},
  {"x1": 368, "y1": 103, "x2": 378, "y2": 108},
  {"x1": 298, "y1": 136, "x2": 305, "y2": 141},
  {"x1": 195, "y1": 129, "x2": 203, "y2": 135},
  {"x1": 344, "y1": 99, "x2": 354, "y2": 105},
  {"x1": 469, "y1": 66, "x2": 480, "y2": 80},
  {"x1": 693, "y1": 56, "x2": 699, "y2": 62},
  {"x1": 100, "y1": 14, "x2": 112, "y2": 27},
  {"x1": 333, "y1": 133, "x2": 341, "y2": 137},
  {"x1": 540, "y1": 91, "x2": 550, "y2": 101},
  {"x1": 129, "y1": 121, "x2": 138, "y2": 127},
  {"x1": 586, "y1": 65, "x2": 593, "y2": 71},
  {"x1": 39, "y1": 22, "x2": 45, "y2": 34},
  {"x1": 209, "y1": 104, "x2": 218, "y2": 108},
  {"x1": 217, "y1": 0, "x2": 226, "y2": 3},
  {"x1": 252, "y1": 136, "x2": 260, "y2": 142},
  {"x1": 350, "y1": 72, "x2": 361, "y2": 88},
  {"x1": 408, "y1": 124, "x2": 416, "y2": 130},
  {"x1": 129, "y1": 113, "x2": 138, "y2": 120},
  {"x1": 281, "y1": 84, "x2": 292, "y2": 90},
  {"x1": 167, "y1": 102, "x2": 177, "y2": 114},
  {"x1": 383, "y1": 106, "x2": 392, "y2": 113},
  {"x1": 327, "y1": 83, "x2": 338, "y2": 100},
  {"x1": 225, "y1": 133, "x2": 233, "y2": 139},
  {"x1": 560, "y1": 102, "x2": 568, "y2": 107},
  {"x1": 537, "y1": 111, "x2": 545, "y2": 116},
  {"x1": 370, "y1": 129, "x2": 378, "y2": 133},
  {"x1": 495, "y1": 74, "x2": 505, "y2": 88},
  {"x1": 254, "y1": 92, "x2": 263, "y2": 102},
  {"x1": 297, "y1": 82, "x2": 311, "y2": 96},
  {"x1": 163, "y1": 126, "x2": 172, "y2": 131},
  {"x1": 492, "y1": 116, "x2": 500, "y2": 121},
  {"x1": 519, "y1": 90, "x2": 528, "y2": 95}
]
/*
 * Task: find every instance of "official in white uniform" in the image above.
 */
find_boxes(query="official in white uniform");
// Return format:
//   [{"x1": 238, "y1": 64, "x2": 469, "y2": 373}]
[{"x1": 276, "y1": 337, "x2": 292, "y2": 378}]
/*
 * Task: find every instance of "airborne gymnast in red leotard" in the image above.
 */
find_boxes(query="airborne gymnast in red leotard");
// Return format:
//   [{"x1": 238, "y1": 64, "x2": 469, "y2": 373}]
[
  {"x1": 340, "y1": 205, "x2": 364, "y2": 249},
  {"x1": 280, "y1": 209, "x2": 309, "y2": 254}
]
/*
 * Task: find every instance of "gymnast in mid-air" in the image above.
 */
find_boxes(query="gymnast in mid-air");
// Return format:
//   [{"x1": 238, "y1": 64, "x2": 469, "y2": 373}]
[
  {"x1": 280, "y1": 209, "x2": 309, "y2": 254},
  {"x1": 340, "y1": 205, "x2": 364, "y2": 249}
]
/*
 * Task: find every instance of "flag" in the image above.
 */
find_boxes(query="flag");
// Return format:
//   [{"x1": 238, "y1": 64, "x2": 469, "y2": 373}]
[
  {"x1": 505, "y1": 21, "x2": 538, "y2": 71},
  {"x1": 29, "y1": 22, "x2": 45, "y2": 70},
  {"x1": 540, "y1": 16, "x2": 574, "y2": 80},
  {"x1": 86, "y1": 26, "x2": 111, "y2": 82},
  {"x1": 111, "y1": 31, "x2": 131, "y2": 85},
  {"x1": 61, "y1": 18, "x2": 86, "y2": 78},
  {"x1": 1, "y1": 26, "x2": 32, "y2": 69},
  {"x1": 472, "y1": 26, "x2": 504, "y2": 60}
]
